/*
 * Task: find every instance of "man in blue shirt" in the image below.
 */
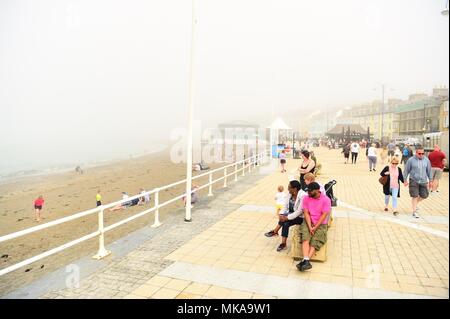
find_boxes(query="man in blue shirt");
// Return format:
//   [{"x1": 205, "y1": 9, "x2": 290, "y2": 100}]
[{"x1": 403, "y1": 146, "x2": 432, "y2": 218}]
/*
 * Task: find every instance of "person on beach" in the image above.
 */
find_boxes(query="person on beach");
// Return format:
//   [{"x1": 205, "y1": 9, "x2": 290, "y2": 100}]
[
  {"x1": 34, "y1": 195, "x2": 45, "y2": 222},
  {"x1": 403, "y1": 147, "x2": 432, "y2": 218},
  {"x1": 380, "y1": 157, "x2": 404, "y2": 216},
  {"x1": 367, "y1": 143, "x2": 378, "y2": 171},
  {"x1": 350, "y1": 142, "x2": 360, "y2": 164},
  {"x1": 110, "y1": 192, "x2": 131, "y2": 211},
  {"x1": 298, "y1": 150, "x2": 316, "y2": 191},
  {"x1": 139, "y1": 188, "x2": 150, "y2": 205},
  {"x1": 183, "y1": 184, "x2": 199, "y2": 207},
  {"x1": 296, "y1": 182, "x2": 331, "y2": 272},
  {"x1": 96, "y1": 191, "x2": 102, "y2": 207},
  {"x1": 279, "y1": 150, "x2": 287, "y2": 173},
  {"x1": 342, "y1": 143, "x2": 350, "y2": 164},
  {"x1": 428, "y1": 145, "x2": 446, "y2": 194}
]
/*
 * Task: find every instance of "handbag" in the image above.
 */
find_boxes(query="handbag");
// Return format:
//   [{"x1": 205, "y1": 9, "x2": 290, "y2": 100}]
[{"x1": 378, "y1": 175, "x2": 388, "y2": 185}]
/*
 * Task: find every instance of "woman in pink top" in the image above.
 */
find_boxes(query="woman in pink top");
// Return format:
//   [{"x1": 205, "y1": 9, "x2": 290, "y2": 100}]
[
  {"x1": 34, "y1": 195, "x2": 45, "y2": 222},
  {"x1": 380, "y1": 157, "x2": 404, "y2": 216}
]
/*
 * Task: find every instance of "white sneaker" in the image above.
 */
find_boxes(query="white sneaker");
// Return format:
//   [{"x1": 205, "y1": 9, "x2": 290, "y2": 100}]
[{"x1": 412, "y1": 211, "x2": 420, "y2": 218}]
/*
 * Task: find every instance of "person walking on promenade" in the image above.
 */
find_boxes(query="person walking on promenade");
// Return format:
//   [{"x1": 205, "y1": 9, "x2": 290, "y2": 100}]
[
  {"x1": 394, "y1": 146, "x2": 403, "y2": 164},
  {"x1": 296, "y1": 182, "x2": 331, "y2": 272},
  {"x1": 34, "y1": 195, "x2": 45, "y2": 222},
  {"x1": 298, "y1": 150, "x2": 316, "y2": 191},
  {"x1": 428, "y1": 145, "x2": 446, "y2": 194},
  {"x1": 367, "y1": 143, "x2": 378, "y2": 171},
  {"x1": 279, "y1": 150, "x2": 287, "y2": 173},
  {"x1": 350, "y1": 141, "x2": 360, "y2": 164},
  {"x1": 342, "y1": 143, "x2": 350, "y2": 164},
  {"x1": 387, "y1": 141, "x2": 395, "y2": 162},
  {"x1": 96, "y1": 190, "x2": 102, "y2": 207},
  {"x1": 401, "y1": 144, "x2": 413, "y2": 165},
  {"x1": 403, "y1": 147, "x2": 432, "y2": 218},
  {"x1": 380, "y1": 157, "x2": 404, "y2": 216},
  {"x1": 380, "y1": 145, "x2": 388, "y2": 165},
  {"x1": 264, "y1": 180, "x2": 305, "y2": 252}
]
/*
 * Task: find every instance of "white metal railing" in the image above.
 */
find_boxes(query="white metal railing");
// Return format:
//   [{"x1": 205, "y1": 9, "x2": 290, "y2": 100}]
[{"x1": 0, "y1": 151, "x2": 269, "y2": 277}]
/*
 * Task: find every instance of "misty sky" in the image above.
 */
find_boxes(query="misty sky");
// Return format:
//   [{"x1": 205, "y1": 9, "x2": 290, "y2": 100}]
[{"x1": 1, "y1": 0, "x2": 448, "y2": 173}]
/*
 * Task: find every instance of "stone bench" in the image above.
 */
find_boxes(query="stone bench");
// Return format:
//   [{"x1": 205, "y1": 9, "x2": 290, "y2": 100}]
[{"x1": 289, "y1": 211, "x2": 333, "y2": 262}]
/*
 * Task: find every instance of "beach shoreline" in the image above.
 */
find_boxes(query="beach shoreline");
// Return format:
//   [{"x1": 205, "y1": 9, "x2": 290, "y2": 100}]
[{"x1": 0, "y1": 147, "x2": 223, "y2": 296}]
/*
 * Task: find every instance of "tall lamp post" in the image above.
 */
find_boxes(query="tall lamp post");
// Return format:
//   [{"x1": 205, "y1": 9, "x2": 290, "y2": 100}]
[
  {"x1": 422, "y1": 102, "x2": 428, "y2": 147},
  {"x1": 185, "y1": 0, "x2": 197, "y2": 222},
  {"x1": 442, "y1": 0, "x2": 449, "y2": 15}
]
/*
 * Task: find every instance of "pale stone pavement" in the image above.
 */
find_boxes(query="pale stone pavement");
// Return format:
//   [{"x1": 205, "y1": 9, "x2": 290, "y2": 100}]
[{"x1": 6, "y1": 147, "x2": 447, "y2": 299}]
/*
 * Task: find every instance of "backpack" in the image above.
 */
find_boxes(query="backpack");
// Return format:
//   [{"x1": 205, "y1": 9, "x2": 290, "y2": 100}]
[
  {"x1": 403, "y1": 148, "x2": 409, "y2": 156},
  {"x1": 324, "y1": 180, "x2": 337, "y2": 207}
]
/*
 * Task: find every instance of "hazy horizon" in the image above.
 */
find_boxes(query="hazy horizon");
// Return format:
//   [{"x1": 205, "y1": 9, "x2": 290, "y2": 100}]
[{"x1": 1, "y1": 0, "x2": 448, "y2": 174}]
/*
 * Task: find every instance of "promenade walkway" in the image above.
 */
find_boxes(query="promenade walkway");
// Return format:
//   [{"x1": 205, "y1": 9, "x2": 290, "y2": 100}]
[{"x1": 5, "y1": 147, "x2": 448, "y2": 299}]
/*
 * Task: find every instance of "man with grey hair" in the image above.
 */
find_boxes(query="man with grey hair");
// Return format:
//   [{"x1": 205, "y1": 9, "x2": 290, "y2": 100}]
[{"x1": 403, "y1": 146, "x2": 432, "y2": 218}]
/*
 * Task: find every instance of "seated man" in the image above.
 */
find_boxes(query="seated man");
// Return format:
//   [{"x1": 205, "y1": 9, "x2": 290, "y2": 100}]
[
  {"x1": 264, "y1": 180, "x2": 305, "y2": 252},
  {"x1": 296, "y1": 182, "x2": 331, "y2": 271}
]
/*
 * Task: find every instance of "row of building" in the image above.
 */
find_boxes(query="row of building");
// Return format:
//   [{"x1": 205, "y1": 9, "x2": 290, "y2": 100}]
[{"x1": 302, "y1": 87, "x2": 449, "y2": 142}]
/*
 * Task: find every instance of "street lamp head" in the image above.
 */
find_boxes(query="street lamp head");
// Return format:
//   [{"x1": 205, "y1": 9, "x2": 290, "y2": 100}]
[{"x1": 443, "y1": 0, "x2": 449, "y2": 15}]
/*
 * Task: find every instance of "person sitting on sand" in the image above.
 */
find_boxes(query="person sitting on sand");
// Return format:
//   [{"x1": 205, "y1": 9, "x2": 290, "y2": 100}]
[
  {"x1": 110, "y1": 192, "x2": 131, "y2": 211},
  {"x1": 138, "y1": 188, "x2": 150, "y2": 205},
  {"x1": 34, "y1": 195, "x2": 45, "y2": 222}
]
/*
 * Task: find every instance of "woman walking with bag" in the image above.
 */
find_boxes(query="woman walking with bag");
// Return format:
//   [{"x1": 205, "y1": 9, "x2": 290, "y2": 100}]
[{"x1": 380, "y1": 157, "x2": 404, "y2": 216}]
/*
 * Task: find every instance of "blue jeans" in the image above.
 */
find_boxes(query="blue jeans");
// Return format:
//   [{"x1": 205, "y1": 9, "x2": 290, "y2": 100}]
[{"x1": 385, "y1": 188, "x2": 399, "y2": 209}]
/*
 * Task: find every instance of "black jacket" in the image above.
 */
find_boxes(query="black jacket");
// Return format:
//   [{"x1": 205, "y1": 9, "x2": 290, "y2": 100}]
[{"x1": 380, "y1": 166, "x2": 404, "y2": 197}]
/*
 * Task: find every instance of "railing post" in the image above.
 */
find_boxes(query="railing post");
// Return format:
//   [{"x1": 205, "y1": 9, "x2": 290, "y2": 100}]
[
  {"x1": 92, "y1": 207, "x2": 111, "y2": 260},
  {"x1": 208, "y1": 173, "x2": 213, "y2": 196},
  {"x1": 152, "y1": 189, "x2": 162, "y2": 227},
  {"x1": 223, "y1": 167, "x2": 227, "y2": 188},
  {"x1": 234, "y1": 163, "x2": 238, "y2": 181},
  {"x1": 242, "y1": 161, "x2": 245, "y2": 176}
]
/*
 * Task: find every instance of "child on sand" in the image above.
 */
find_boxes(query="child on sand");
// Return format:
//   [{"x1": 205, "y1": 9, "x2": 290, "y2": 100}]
[{"x1": 34, "y1": 195, "x2": 45, "y2": 222}]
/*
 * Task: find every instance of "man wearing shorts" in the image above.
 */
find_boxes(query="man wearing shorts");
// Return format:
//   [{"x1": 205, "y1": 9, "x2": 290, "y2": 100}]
[
  {"x1": 403, "y1": 147, "x2": 432, "y2": 218},
  {"x1": 428, "y1": 145, "x2": 446, "y2": 194},
  {"x1": 296, "y1": 182, "x2": 331, "y2": 272}
]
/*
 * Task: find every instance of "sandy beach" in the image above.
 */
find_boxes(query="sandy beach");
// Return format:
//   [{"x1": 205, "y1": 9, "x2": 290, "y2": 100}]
[{"x1": 0, "y1": 148, "x2": 224, "y2": 295}]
